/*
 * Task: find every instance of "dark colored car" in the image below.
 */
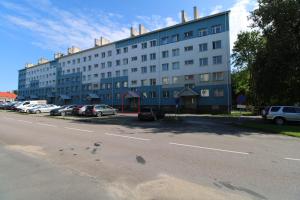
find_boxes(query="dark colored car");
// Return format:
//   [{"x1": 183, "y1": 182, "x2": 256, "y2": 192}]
[
  {"x1": 138, "y1": 107, "x2": 165, "y2": 121},
  {"x1": 50, "y1": 105, "x2": 76, "y2": 116}
]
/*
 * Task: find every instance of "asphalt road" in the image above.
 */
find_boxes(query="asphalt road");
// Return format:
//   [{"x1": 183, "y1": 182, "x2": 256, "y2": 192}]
[{"x1": 0, "y1": 111, "x2": 299, "y2": 200}]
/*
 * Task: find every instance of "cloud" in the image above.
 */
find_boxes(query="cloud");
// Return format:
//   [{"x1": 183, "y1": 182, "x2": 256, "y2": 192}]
[
  {"x1": 0, "y1": 0, "x2": 176, "y2": 54},
  {"x1": 229, "y1": 0, "x2": 257, "y2": 50},
  {"x1": 210, "y1": 5, "x2": 224, "y2": 15}
]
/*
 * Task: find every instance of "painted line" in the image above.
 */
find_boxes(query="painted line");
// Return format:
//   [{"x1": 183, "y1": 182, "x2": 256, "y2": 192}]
[
  {"x1": 37, "y1": 123, "x2": 57, "y2": 128},
  {"x1": 3, "y1": 117, "x2": 15, "y2": 120},
  {"x1": 64, "y1": 127, "x2": 94, "y2": 133},
  {"x1": 169, "y1": 142, "x2": 249, "y2": 155},
  {"x1": 17, "y1": 119, "x2": 33, "y2": 124},
  {"x1": 105, "y1": 133, "x2": 151, "y2": 141},
  {"x1": 284, "y1": 157, "x2": 300, "y2": 161}
]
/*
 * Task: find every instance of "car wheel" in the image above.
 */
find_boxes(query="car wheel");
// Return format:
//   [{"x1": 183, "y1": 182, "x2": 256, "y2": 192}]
[
  {"x1": 97, "y1": 112, "x2": 103, "y2": 117},
  {"x1": 274, "y1": 117, "x2": 285, "y2": 125},
  {"x1": 36, "y1": 110, "x2": 41, "y2": 114}
]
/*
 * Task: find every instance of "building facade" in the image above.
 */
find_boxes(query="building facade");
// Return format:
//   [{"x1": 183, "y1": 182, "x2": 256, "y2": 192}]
[
  {"x1": 18, "y1": 9, "x2": 231, "y2": 113},
  {"x1": 0, "y1": 92, "x2": 17, "y2": 102}
]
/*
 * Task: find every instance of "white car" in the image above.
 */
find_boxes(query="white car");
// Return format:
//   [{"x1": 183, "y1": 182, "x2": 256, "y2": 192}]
[
  {"x1": 19, "y1": 104, "x2": 41, "y2": 113},
  {"x1": 29, "y1": 105, "x2": 60, "y2": 114}
]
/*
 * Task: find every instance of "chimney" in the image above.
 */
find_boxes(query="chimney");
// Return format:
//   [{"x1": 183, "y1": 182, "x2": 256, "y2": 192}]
[
  {"x1": 38, "y1": 58, "x2": 48, "y2": 64},
  {"x1": 139, "y1": 24, "x2": 148, "y2": 35},
  {"x1": 95, "y1": 37, "x2": 110, "y2": 47},
  {"x1": 67, "y1": 46, "x2": 80, "y2": 54},
  {"x1": 25, "y1": 63, "x2": 34, "y2": 68},
  {"x1": 181, "y1": 10, "x2": 188, "y2": 23},
  {"x1": 193, "y1": 6, "x2": 199, "y2": 19},
  {"x1": 130, "y1": 27, "x2": 139, "y2": 37},
  {"x1": 54, "y1": 52, "x2": 64, "y2": 59}
]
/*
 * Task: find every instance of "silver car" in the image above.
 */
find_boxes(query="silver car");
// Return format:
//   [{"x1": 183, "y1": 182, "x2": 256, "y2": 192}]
[{"x1": 265, "y1": 106, "x2": 300, "y2": 125}]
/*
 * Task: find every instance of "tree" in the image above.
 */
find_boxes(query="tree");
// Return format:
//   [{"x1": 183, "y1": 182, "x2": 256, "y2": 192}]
[
  {"x1": 231, "y1": 31, "x2": 264, "y2": 104},
  {"x1": 251, "y1": 0, "x2": 300, "y2": 105}
]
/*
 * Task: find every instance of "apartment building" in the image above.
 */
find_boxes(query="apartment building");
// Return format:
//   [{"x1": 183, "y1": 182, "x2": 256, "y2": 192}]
[{"x1": 18, "y1": 8, "x2": 231, "y2": 113}]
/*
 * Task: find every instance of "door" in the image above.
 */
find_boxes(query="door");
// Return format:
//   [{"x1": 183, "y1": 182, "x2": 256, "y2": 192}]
[{"x1": 182, "y1": 96, "x2": 197, "y2": 109}]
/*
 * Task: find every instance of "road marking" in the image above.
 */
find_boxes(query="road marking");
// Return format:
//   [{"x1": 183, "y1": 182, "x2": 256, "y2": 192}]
[
  {"x1": 17, "y1": 120, "x2": 33, "y2": 124},
  {"x1": 169, "y1": 142, "x2": 249, "y2": 155},
  {"x1": 64, "y1": 127, "x2": 94, "y2": 133},
  {"x1": 3, "y1": 117, "x2": 15, "y2": 120},
  {"x1": 37, "y1": 123, "x2": 57, "y2": 127},
  {"x1": 105, "y1": 133, "x2": 151, "y2": 141},
  {"x1": 284, "y1": 157, "x2": 300, "y2": 161}
]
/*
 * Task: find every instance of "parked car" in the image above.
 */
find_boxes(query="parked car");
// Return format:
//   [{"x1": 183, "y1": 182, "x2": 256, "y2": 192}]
[
  {"x1": 19, "y1": 104, "x2": 41, "y2": 113},
  {"x1": 29, "y1": 104, "x2": 60, "y2": 114},
  {"x1": 263, "y1": 106, "x2": 300, "y2": 125},
  {"x1": 138, "y1": 107, "x2": 165, "y2": 121},
  {"x1": 72, "y1": 105, "x2": 84, "y2": 116},
  {"x1": 85, "y1": 104, "x2": 117, "y2": 117},
  {"x1": 50, "y1": 105, "x2": 76, "y2": 116}
]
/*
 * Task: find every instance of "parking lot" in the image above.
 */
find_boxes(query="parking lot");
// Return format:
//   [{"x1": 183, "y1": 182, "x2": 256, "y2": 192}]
[{"x1": 0, "y1": 109, "x2": 300, "y2": 200}]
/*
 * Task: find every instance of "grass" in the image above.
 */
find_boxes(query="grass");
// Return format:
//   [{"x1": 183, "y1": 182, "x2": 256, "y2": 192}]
[{"x1": 236, "y1": 121, "x2": 300, "y2": 137}]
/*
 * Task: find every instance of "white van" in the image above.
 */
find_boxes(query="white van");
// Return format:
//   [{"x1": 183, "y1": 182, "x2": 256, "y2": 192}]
[{"x1": 16, "y1": 100, "x2": 47, "y2": 112}]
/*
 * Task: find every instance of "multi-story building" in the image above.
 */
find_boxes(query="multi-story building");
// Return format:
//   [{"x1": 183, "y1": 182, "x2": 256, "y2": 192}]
[{"x1": 18, "y1": 8, "x2": 231, "y2": 113}]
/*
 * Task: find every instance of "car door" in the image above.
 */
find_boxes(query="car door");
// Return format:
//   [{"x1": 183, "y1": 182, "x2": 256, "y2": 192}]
[{"x1": 282, "y1": 107, "x2": 297, "y2": 121}]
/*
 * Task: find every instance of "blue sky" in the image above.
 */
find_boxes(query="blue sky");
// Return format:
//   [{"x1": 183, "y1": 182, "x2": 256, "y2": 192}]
[{"x1": 0, "y1": 0, "x2": 257, "y2": 91}]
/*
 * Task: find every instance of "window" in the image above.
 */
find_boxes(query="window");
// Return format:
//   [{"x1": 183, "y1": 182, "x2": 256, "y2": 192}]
[
  {"x1": 94, "y1": 64, "x2": 99, "y2": 68},
  {"x1": 213, "y1": 72, "x2": 224, "y2": 81},
  {"x1": 212, "y1": 25, "x2": 222, "y2": 34},
  {"x1": 162, "y1": 63, "x2": 169, "y2": 71},
  {"x1": 212, "y1": 40, "x2": 222, "y2": 49},
  {"x1": 88, "y1": 55, "x2": 92, "y2": 61},
  {"x1": 162, "y1": 90, "x2": 170, "y2": 98},
  {"x1": 93, "y1": 74, "x2": 98, "y2": 78},
  {"x1": 172, "y1": 48, "x2": 180, "y2": 57},
  {"x1": 107, "y1": 83, "x2": 112, "y2": 89},
  {"x1": 115, "y1": 82, "x2": 121, "y2": 88},
  {"x1": 214, "y1": 89, "x2": 224, "y2": 97},
  {"x1": 185, "y1": 83, "x2": 195, "y2": 88},
  {"x1": 173, "y1": 76, "x2": 179, "y2": 84},
  {"x1": 131, "y1": 80, "x2": 137, "y2": 86},
  {"x1": 161, "y1": 36, "x2": 169, "y2": 44},
  {"x1": 149, "y1": 91, "x2": 157, "y2": 98},
  {"x1": 116, "y1": 60, "x2": 121, "y2": 66},
  {"x1": 185, "y1": 75, "x2": 194, "y2": 80},
  {"x1": 108, "y1": 50, "x2": 112, "y2": 57},
  {"x1": 150, "y1": 40, "x2": 157, "y2": 47},
  {"x1": 131, "y1": 68, "x2": 138, "y2": 72},
  {"x1": 115, "y1": 70, "x2": 120, "y2": 77},
  {"x1": 141, "y1": 79, "x2": 147, "y2": 86},
  {"x1": 101, "y1": 62, "x2": 105, "y2": 68},
  {"x1": 101, "y1": 73, "x2": 105, "y2": 78},
  {"x1": 141, "y1": 55, "x2": 147, "y2": 62},
  {"x1": 116, "y1": 49, "x2": 121, "y2": 54},
  {"x1": 171, "y1": 34, "x2": 179, "y2": 42},
  {"x1": 141, "y1": 66, "x2": 147, "y2": 74},
  {"x1": 201, "y1": 89, "x2": 209, "y2": 97},
  {"x1": 172, "y1": 62, "x2": 180, "y2": 70},
  {"x1": 77, "y1": 58, "x2": 80, "y2": 63},
  {"x1": 184, "y1": 46, "x2": 193, "y2": 51},
  {"x1": 87, "y1": 75, "x2": 91, "y2": 80},
  {"x1": 123, "y1": 69, "x2": 128, "y2": 76},
  {"x1": 184, "y1": 31, "x2": 193, "y2": 38},
  {"x1": 150, "y1": 53, "x2": 156, "y2": 60},
  {"x1": 141, "y1": 42, "x2": 147, "y2": 49},
  {"x1": 72, "y1": 59, "x2": 75, "y2": 64},
  {"x1": 142, "y1": 92, "x2": 147, "y2": 98},
  {"x1": 101, "y1": 52, "x2": 105, "y2": 58},
  {"x1": 132, "y1": 44, "x2": 138, "y2": 49},
  {"x1": 123, "y1": 58, "x2": 128, "y2": 65},
  {"x1": 150, "y1": 78, "x2": 156, "y2": 86},
  {"x1": 270, "y1": 106, "x2": 281, "y2": 112},
  {"x1": 162, "y1": 51, "x2": 169, "y2": 58},
  {"x1": 199, "y1": 28, "x2": 208, "y2": 37},
  {"x1": 94, "y1": 54, "x2": 99, "y2": 58},
  {"x1": 213, "y1": 56, "x2": 222, "y2": 64},
  {"x1": 148, "y1": 65, "x2": 155, "y2": 73},
  {"x1": 199, "y1": 58, "x2": 208, "y2": 66},
  {"x1": 107, "y1": 61, "x2": 112, "y2": 67},
  {"x1": 185, "y1": 60, "x2": 194, "y2": 65},
  {"x1": 131, "y1": 56, "x2": 137, "y2": 61},
  {"x1": 123, "y1": 81, "x2": 128, "y2": 88},
  {"x1": 88, "y1": 65, "x2": 92, "y2": 71},
  {"x1": 200, "y1": 73, "x2": 210, "y2": 82},
  {"x1": 107, "y1": 72, "x2": 111, "y2": 78},
  {"x1": 123, "y1": 47, "x2": 128, "y2": 53},
  {"x1": 162, "y1": 77, "x2": 169, "y2": 85},
  {"x1": 199, "y1": 43, "x2": 208, "y2": 52},
  {"x1": 83, "y1": 66, "x2": 86, "y2": 72}
]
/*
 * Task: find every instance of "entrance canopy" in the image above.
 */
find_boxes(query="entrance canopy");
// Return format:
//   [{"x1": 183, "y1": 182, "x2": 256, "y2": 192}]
[
  {"x1": 59, "y1": 95, "x2": 71, "y2": 100},
  {"x1": 87, "y1": 93, "x2": 100, "y2": 99},
  {"x1": 178, "y1": 87, "x2": 199, "y2": 97},
  {"x1": 124, "y1": 91, "x2": 139, "y2": 98}
]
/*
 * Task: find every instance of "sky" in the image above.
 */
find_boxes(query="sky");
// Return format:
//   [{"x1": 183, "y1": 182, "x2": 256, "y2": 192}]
[{"x1": 0, "y1": 0, "x2": 257, "y2": 91}]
